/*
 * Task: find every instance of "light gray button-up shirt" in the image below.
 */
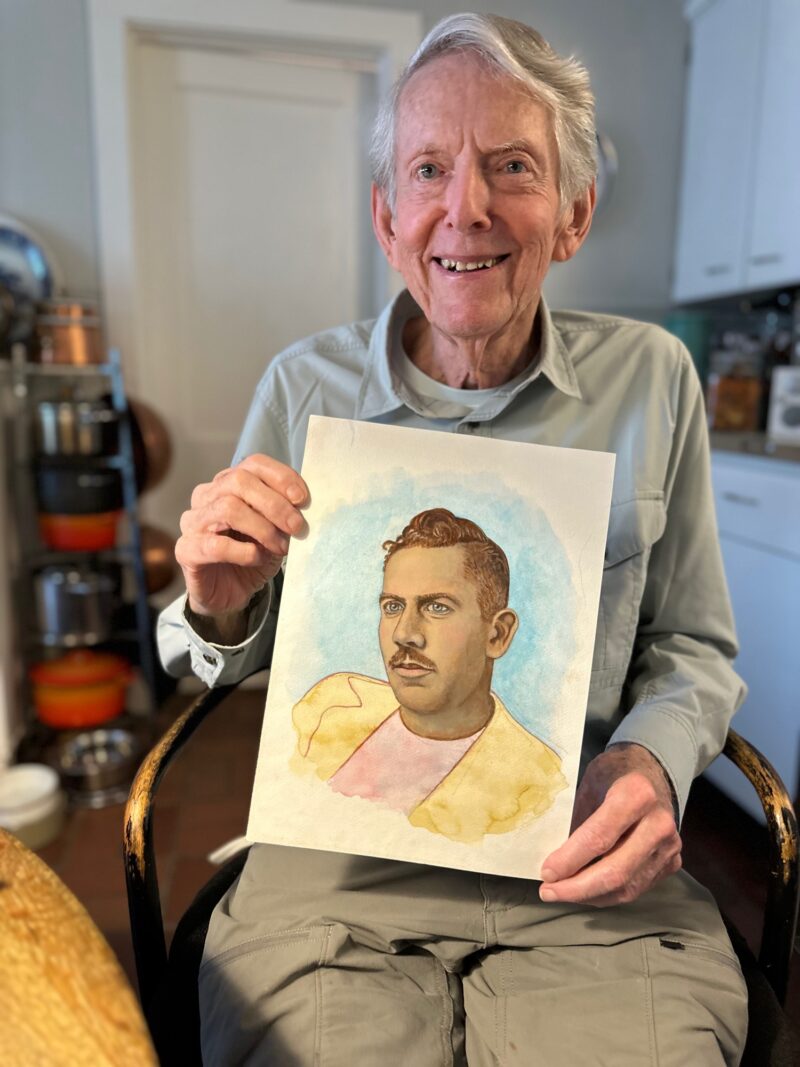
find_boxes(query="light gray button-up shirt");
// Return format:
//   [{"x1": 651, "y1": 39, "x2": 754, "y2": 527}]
[{"x1": 157, "y1": 291, "x2": 744, "y2": 818}]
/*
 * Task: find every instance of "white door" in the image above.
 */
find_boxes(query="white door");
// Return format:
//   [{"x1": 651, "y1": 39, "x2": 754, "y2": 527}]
[{"x1": 129, "y1": 39, "x2": 379, "y2": 535}]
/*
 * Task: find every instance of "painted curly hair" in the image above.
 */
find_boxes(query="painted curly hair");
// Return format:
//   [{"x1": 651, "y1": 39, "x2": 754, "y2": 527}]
[{"x1": 382, "y1": 508, "x2": 509, "y2": 620}]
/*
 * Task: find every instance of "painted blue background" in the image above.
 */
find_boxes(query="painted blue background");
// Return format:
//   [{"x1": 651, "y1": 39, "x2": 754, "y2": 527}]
[{"x1": 291, "y1": 468, "x2": 576, "y2": 751}]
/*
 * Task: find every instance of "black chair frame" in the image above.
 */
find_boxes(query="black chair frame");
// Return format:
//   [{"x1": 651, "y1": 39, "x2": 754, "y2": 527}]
[{"x1": 123, "y1": 682, "x2": 799, "y2": 1063}]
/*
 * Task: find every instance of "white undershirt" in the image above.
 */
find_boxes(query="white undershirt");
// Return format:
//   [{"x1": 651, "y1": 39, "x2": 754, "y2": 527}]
[{"x1": 328, "y1": 710, "x2": 484, "y2": 814}]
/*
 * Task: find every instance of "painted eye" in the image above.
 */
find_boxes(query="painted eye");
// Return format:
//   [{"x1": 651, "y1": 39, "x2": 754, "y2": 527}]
[
  {"x1": 381, "y1": 600, "x2": 402, "y2": 616},
  {"x1": 417, "y1": 163, "x2": 440, "y2": 181},
  {"x1": 426, "y1": 601, "x2": 451, "y2": 616}
]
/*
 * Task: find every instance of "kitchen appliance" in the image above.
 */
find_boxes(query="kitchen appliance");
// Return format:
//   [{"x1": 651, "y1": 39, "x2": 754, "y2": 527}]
[
  {"x1": 767, "y1": 365, "x2": 800, "y2": 445},
  {"x1": 34, "y1": 566, "x2": 117, "y2": 646}
]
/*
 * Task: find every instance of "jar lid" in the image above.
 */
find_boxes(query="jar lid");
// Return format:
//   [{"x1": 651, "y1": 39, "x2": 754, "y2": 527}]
[{"x1": 29, "y1": 650, "x2": 131, "y2": 686}]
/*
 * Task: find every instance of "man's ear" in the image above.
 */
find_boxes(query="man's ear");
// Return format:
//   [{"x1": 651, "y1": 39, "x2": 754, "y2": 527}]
[
  {"x1": 552, "y1": 179, "x2": 596, "y2": 263},
  {"x1": 371, "y1": 183, "x2": 399, "y2": 269},
  {"x1": 486, "y1": 609, "x2": 519, "y2": 660}
]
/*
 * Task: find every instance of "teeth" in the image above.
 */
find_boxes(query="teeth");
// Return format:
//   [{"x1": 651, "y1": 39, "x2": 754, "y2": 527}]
[{"x1": 439, "y1": 258, "x2": 500, "y2": 272}]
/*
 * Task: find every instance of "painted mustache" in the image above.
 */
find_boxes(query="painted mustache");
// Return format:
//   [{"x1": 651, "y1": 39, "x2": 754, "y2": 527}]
[{"x1": 389, "y1": 650, "x2": 436, "y2": 671}]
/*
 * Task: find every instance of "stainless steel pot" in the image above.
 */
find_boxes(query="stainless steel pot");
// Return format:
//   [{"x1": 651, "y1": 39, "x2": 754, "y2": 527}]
[
  {"x1": 35, "y1": 399, "x2": 119, "y2": 457},
  {"x1": 53, "y1": 728, "x2": 143, "y2": 808},
  {"x1": 34, "y1": 566, "x2": 116, "y2": 645}
]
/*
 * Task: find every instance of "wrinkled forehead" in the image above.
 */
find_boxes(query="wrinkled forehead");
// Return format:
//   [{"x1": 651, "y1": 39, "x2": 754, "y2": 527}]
[{"x1": 395, "y1": 51, "x2": 557, "y2": 150}]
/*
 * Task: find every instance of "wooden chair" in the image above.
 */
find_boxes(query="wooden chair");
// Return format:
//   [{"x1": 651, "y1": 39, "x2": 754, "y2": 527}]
[{"x1": 123, "y1": 682, "x2": 799, "y2": 1066}]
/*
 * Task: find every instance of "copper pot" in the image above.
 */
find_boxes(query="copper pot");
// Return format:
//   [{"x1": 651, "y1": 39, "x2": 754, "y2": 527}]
[
  {"x1": 130, "y1": 398, "x2": 173, "y2": 493},
  {"x1": 140, "y1": 523, "x2": 178, "y2": 594},
  {"x1": 36, "y1": 301, "x2": 104, "y2": 365}
]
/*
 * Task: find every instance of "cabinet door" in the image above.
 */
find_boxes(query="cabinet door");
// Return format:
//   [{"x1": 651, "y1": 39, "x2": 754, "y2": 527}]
[
  {"x1": 745, "y1": 0, "x2": 800, "y2": 291},
  {"x1": 704, "y1": 536, "x2": 800, "y2": 822},
  {"x1": 672, "y1": 0, "x2": 764, "y2": 302}
]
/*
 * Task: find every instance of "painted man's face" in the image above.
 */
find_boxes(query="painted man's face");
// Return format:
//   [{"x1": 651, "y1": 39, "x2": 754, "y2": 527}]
[{"x1": 379, "y1": 545, "x2": 509, "y2": 723}]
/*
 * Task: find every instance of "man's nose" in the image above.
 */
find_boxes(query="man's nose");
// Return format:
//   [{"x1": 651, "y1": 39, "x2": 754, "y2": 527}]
[
  {"x1": 445, "y1": 163, "x2": 491, "y2": 232},
  {"x1": 393, "y1": 608, "x2": 425, "y2": 648}
]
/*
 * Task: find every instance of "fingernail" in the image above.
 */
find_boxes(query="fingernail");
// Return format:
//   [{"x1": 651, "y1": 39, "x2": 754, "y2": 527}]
[
  {"x1": 288, "y1": 485, "x2": 304, "y2": 504},
  {"x1": 278, "y1": 536, "x2": 290, "y2": 553},
  {"x1": 539, "y1": 887, "x2": 557, "y2": 902},
  {"x1": 540, "y1": 866, "x2": 556, "y2": 882}
]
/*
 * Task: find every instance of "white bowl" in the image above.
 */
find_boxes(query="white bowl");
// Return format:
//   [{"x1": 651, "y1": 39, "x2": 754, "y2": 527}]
[{"x1": 0, "y1": 763, "x2": 66, "y2": 850}]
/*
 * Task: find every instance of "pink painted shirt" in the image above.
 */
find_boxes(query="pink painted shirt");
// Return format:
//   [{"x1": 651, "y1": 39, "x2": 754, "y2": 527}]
[{"x1": 328, "y1": 710, "x2": 484, "y2": 814}]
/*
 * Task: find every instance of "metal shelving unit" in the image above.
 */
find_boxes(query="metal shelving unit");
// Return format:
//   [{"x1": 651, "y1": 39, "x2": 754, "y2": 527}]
[{"x1": 2, "y1": 346, "x2": 159, "y2": 730}]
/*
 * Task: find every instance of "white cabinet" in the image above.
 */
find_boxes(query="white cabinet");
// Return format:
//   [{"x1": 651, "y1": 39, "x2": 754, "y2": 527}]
[
  {"x1": 673, "y1": 0, "x2": 763, "y2": 302},
  {"x1": 746, "y1": 0, "x2": 800, "y2": 291},
  {"x1": 705, "y1": 452, "x2": 800, "y2": 822},
  {"x1": 673, "y1": 0, "x2": 800, "y2": 302}
]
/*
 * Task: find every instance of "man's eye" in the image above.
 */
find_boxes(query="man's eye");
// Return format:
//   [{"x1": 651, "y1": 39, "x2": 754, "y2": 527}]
[
  {"x1": 504, "y1": 160, "x2": 527, "y2": 174},
  {"x1": 417, "y1": 163, "x2": 440, "y2": 181},
  {"x1": 425, "y1": 602, "x2": 451, "y2": 616},
  {"x1": 382, "y1": 601, "x2": 402, "y2": 616}
]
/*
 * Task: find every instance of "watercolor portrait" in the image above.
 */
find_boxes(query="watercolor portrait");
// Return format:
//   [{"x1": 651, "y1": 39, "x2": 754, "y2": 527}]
[{"x1": 247, "y1": 416, "x2": 615, "y2": 880}]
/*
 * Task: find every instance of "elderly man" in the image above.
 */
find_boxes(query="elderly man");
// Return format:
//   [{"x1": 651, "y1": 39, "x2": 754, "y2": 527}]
[
  {"x1": 292, "y1": 507, "x2": 566, "y2": 842},
  {"x1": 159, "y1": 13, "x2": 747, "y2": 1066}
]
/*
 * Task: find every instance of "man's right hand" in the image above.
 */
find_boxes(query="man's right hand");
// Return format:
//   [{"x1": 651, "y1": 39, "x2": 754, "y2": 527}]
[{"x1": 175, "y1": 454, "x2": 308, "y2": 621}]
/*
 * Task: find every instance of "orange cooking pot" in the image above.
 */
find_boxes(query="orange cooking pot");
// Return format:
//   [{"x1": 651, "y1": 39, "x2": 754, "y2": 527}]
[
  {"x1": 38, "y1": 511, "x2": 121, "y2": 551},
  {"x1": 29, "y1": 650, "x2": 133, "y2": 729}
]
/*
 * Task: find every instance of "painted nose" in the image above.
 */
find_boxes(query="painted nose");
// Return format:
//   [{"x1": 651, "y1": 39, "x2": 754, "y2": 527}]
[
  {"x1": 445, "y1": 165, "x2": 491, "y2": 232},
  {"x1": 393, "y1": 609, "x2": 425, "y2": 648}
]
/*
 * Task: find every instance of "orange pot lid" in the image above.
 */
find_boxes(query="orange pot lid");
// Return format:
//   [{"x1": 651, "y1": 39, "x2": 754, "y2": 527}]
[{"x1": 29, "y1": 650, "x2": 131, "y2": 687}]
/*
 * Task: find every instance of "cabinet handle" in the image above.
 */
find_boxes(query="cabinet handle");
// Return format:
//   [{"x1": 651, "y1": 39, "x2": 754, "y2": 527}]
[
  {"x1": 704, "y1": 264, "x2": 731, "y2": 276},
  {"x1": 749, "y1": 253, "x2": 783, "y2": 266},
  {"x1": 721, "y1": 491, "x2": 760, "y2": 508}
]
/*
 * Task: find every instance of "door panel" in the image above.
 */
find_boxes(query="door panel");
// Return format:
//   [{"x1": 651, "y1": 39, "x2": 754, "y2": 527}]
[{"x1": 130, "y1": 42, "x2": 372, "y2": 535}]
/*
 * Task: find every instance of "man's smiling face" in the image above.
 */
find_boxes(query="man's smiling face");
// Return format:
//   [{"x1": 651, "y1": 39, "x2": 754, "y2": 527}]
[
  {"x1": 378, "y1": 544, "x2": 497, "y2": 722},
  {"x1": 372, "y1": 51, "x2": 585, "y2": 345}
]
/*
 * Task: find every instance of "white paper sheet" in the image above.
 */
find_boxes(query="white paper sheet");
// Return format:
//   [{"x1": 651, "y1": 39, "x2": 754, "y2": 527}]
[{"x1": 247, "y1": 416, "x2": 615, "y2": 879}]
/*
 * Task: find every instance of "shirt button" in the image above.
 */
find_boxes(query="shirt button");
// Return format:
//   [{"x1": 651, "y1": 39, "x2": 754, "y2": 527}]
[{"x1": 203, "y1": 653, "x2": 217, "y2": 665}]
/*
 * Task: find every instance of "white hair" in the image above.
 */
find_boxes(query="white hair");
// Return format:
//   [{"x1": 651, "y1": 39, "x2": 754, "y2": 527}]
[{"x1": 369, "y1": 13, "x2": 597, "y2": 212}]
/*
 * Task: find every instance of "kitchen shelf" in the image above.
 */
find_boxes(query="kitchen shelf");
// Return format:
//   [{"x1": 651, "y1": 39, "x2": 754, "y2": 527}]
[{"x1": 2, "y1": 346, "x2": 160, "y2": 726}]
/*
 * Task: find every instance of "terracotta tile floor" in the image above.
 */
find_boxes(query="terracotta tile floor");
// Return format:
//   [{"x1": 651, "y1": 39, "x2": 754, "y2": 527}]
[{"x1": 35, "y1": 689, "x2": 799, "y2": 1039}]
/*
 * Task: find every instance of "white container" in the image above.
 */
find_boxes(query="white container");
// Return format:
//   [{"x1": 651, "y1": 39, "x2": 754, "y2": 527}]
[{"x1": 0, "y1": 764, "x2": 66, "y2": 850}]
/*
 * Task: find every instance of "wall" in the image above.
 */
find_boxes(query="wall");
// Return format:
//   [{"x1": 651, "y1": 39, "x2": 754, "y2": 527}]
[
  {"x1": 0, "y1": 0, "x2": 688, "y2": 318},
  {"x1": 0, "y1": 0, "x2": 101, "y2": 299}
]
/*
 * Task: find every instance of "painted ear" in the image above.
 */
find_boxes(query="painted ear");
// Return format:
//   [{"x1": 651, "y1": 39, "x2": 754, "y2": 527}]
[
  {"x1": 487, "y1": 609, "x2": 519, "y2": 660},
  {"x1": 552, "y1": 179, "x2": 596, "y2": 263},
  {"x1": 371, "y1": 183, "x2": 399, "y2": 268}
]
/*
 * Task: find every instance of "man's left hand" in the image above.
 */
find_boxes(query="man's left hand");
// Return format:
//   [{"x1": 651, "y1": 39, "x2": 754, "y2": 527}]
[{"x1": 539, "y1": 743, "x2": 682, "y2": 907}]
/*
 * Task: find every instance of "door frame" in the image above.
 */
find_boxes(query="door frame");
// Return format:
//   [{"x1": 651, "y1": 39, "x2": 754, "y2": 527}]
[{"x1": 86, "y1": 0, "x2": 422, "y2": 392}]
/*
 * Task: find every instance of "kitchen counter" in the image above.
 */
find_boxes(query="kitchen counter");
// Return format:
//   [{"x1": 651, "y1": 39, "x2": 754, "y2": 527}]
[{"x1": 710, "y1": 431, "x2": 800, "y2": 465}]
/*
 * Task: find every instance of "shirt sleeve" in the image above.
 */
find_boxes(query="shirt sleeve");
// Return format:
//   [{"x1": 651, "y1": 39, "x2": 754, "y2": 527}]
[
  {"x1": 156, "y1": 581, "x2": 280, "y2": 686},
  {"x1": 154, "y1": 364, "x2": 291, "y2": 686},
  {"x1": 608, "y1": 348, "x2": 746, "y2": 821}
]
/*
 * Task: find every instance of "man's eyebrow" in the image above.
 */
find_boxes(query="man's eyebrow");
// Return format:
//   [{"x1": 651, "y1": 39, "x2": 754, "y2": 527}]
[
  {"x1": 379, "y1": 593, "x2": 405, "y2": 602},
  {"x1": 490, "y1": 139, "x2": 546, "y2": 163},
  {"x1": 418, "y1": 593, "x2": 461, "y2": 607}
]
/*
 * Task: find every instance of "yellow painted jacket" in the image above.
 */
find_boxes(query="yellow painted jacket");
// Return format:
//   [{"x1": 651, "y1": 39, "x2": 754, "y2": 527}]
[{"x1": 291, "y1": 672, "x2": 567, "y2": 844}]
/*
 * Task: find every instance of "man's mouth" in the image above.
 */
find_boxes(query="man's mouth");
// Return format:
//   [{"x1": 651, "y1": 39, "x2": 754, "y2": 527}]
[
  {"x1": 390, "y1": 654, "x2": 435, "y2": 675},
  {"x1": 433, "y1": 255, "x2": 510, "y2": 273}
]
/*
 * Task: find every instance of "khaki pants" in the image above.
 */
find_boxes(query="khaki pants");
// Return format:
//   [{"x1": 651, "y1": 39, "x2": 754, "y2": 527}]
[{"x1": 199, "y1": 846, "x2": 747, "y2": 1066}]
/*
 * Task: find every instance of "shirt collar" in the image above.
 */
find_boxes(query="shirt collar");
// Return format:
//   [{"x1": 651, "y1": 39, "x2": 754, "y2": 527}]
[{"x1": 354, "y1": 289, "x2": 582, "y2": 421}]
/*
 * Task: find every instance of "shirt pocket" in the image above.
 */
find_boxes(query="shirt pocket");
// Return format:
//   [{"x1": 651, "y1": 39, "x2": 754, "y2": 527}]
[{"x1": 590, "y1": 494, "x2": 666, "y2": 687}]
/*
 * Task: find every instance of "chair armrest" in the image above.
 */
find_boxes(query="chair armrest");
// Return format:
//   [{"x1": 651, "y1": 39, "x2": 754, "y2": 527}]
[
  {"x1": 123, "y1": 682, "x2": 241, "y2": 1010},
  {"x1": 721, "y1": 728, "x2": 799, "y2": 1005}
]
